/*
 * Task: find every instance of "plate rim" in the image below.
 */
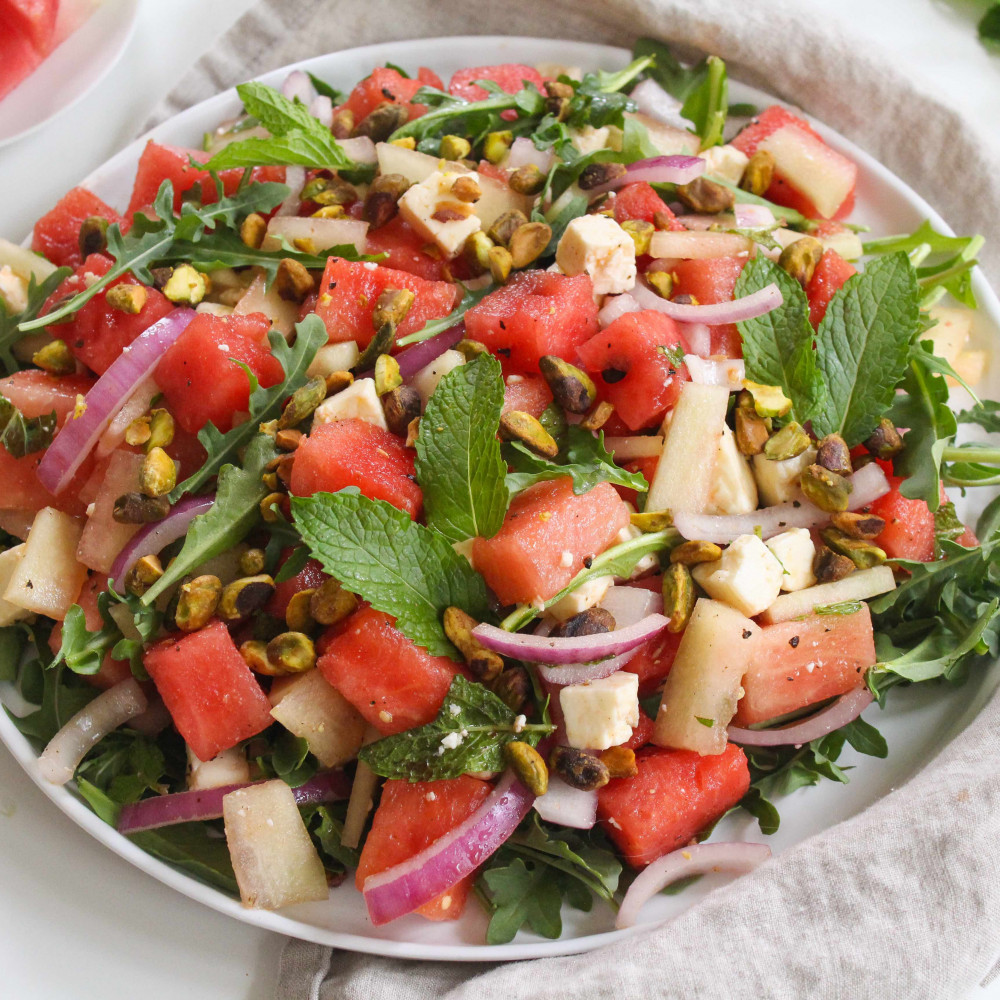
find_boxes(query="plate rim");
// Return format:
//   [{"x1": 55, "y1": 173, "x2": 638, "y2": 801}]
[{"x1": 1, "y1": 33, "x2": 999, "y2": 963}]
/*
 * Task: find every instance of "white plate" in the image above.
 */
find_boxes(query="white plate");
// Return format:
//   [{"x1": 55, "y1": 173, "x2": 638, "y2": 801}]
[
  {"x1": 0, "y1": 0, "x2": 139, "y2": 148},
  {"x1": 1, "y1": 35, "x2": 999, "y2": 963}
]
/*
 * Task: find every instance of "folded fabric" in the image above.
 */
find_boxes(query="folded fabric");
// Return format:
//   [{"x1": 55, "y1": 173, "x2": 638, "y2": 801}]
[{"x1": 153, "y1": 2, "x2": 1000, "y2": 996}]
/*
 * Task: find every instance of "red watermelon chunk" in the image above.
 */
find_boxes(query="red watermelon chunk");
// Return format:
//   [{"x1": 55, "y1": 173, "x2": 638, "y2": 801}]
[
  {"x1": 0, "y1": 0, "x2": 57, "y2": 53},
  {"x1": 464, "y1": 270, "x2": 599, "y2": 374},
  {"x1": 143, "y1": 620, "x2": 273, "y2": 761},
  {"x1": 670, "y1": 255, "x2": 747, "y2": 358},
  {"x1": 315, "y1": 257, "x2": 458, "y2": 349},
  {"x1": 154, "y1": 312, "x2": 282, "y2": 434},
  {"x1": 472, "y1": 477, "x2": 629, "y2": 606},
  {"x1": 806, "y1": 249, "x2": 856, "y2": 328},
  {"x1": 733, "y1": 606, "x2": 876, "y2": 726},
  {"x1": 598, "y1": 745, "x2": 750, "y2": 867},
  {"x1": 356, "y1": 775, "x2": 491, "y2": 921},
  {"x1": 363, "y1": 216, "x2": 449, "y2": 282},
  {"x1": 448, "y1": 63, "x2": 545, "y2": 103},
  {"x1": 289, "y1": 418, "x2": 423, "y2": 520},
  {"x1": 577, "y1": 310, "x2": 690, "y2": 431},
  {"x1": 501, "y1": 374, "x2": 552, "y2": 418},
  {"x1": 614, "y1": 182, "x2": 684, "y2": 230},
  {"x1": 337, "y1": 66, "x2": 444, "y2": 124},
  {"x1": 31, "y1": 187, "x2": 128, "y2": 270},
  {"x1": 317, "y1": 606, "x2": 463, "y2": 735}
]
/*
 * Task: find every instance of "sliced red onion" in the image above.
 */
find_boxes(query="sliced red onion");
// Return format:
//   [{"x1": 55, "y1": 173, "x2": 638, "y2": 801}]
[
  {"x1": 309, "y1": 94, "x2": 333, "y2": 128},
  {"x1": 629, "y1": 78, "x2": 688, "y2": 129},
  {"x1": 276, "y1": 165, "x2": 306, "y2": 217},
  {"x1": 735, "y1": 204, "x2": 777, "y2": 228},
  {"x1": 363, "y1": 771, "x2": 534, "y2": 925},
  {"x1": 282, "y1": 69, "x2": 315, "y2": 104},
  {"x1": 728, "y1": 686, "x2": 874, "y2": 747},
  {"x1": 616, "y1": 842, "x2": 772, "y2": 929},
  {"x1": 677, "y1": 321, "x2": 711, "y2": 356},
  {"x1": 533, "y1": 777, "x2": 597, "y2": 829},
  {"x1": 474, "y1": 613, "x2": 668, "y2": 665},
  {"x1": 588, "y1": 155, "x2": 705, "y2": 195},
  {"x1": 109, "y1": 494, "x2": 215, "y2": 592},
  {"x1": 684, "y1": 355, "x2": 745, "y2": 390},
  {"x1": 598, "y1": 293, "x2": 642, "y2": 328},
  {"x1": 116, "y1": 768, "x2": 351, "y2": 835},
  {"x1": 632, "y1": 278, "x2": 783, "y2": 325},
  {"x1": 394, "y1": 324, "x2": 466, "y2": 380},
  {"x1": 37, "y1": 309, "x2": 195, "y2": 495},
  {"x1": 337, "y1": 136, "x2": 378, "y2": 165},
  {"x1": 39, "y1": 678, "x2": 148, "y2": 785},
  {"x1": 96, "y1": 378, "x2": 158, "y2": 458},
  {"x1": 506, "y1": 137, "x2": 555, "y2": 173},
  {"x1": 672, "y1": 462, "x2": 890, "y2": 543}
]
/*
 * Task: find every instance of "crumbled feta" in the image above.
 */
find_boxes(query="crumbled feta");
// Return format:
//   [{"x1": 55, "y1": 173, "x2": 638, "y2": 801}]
[
  {"x1": 560, "y1": 549, "x2": 574, "y2": 569},
  {"x1": 426, "y1": 790, "x2": 437, "y2": 801},
  {"x1": 752, "y1": 447, "x2": 817, "y2": 506},
  {"x1": 555, "y1": 215, "x2": 636, "y2": 295},
  {"x1": 698, "y1": 144, "x2": 750, "y2": 185},
  {"x1": 312, "y1": 377, "x2": 388, "y2": 431},
  {"x1": 398, "y1": 169, "x2": 483, "y2": 259},
  {"x1": 764, "y1": 528, "x2": 817, "y2": 592},
  {"x1": 560, "y1": 672, "x2": 640, "y2": 750},
  {"x1": 546, "y1": 574, "x2": 613, "y2": 622},
  {"x1": 448, "y1": 702, "x2": 462, "y2": 717},
  {"x1": 691, "y1": 533, "x2": 785, "y2": 617},
  {"x1": 513, "y1": 714, "x2": 526, "y2": 733},
  {"x1": 440, "y1": 731, "x2": 464, "y2": 750},
  {"x1": 705, "y1": 425, "x2": 758, "y2": 515}
]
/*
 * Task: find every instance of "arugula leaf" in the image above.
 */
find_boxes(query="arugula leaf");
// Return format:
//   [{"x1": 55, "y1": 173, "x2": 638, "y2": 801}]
[
  {"x1": 171, "y1": 316, "x2": 326, "y2": 499},
  {"x1": 302, "y1": 801, "x2": 359, "y2": 876},
  {"x1": 415, "y1": 353, "x2": 508, "y2": 542},
  {"x1": 679, "y1": 55, "x2": 728, "y2": 148},
  {"x1": 735, "y1": 257, "x2": 824, "y2": 423},
  {"x1": 632, "y1": 37, "x2": 711, "y2": 102},
  {"x1": 306, "y1": 72, "x2": 343, "y2": 102},
  {"x1": 360, "y1": 675, "x2": 552, "y2": 781},
  {"x1": 201, "y1": 82, "x2": 353, "y2": 171},
  {"x1": 129, "y1": 823, "x2": 239, "y2": 894},
  {"x1": 500, "y1": 528, "x2": 677, "y2": 632},
  {"x1": 142, "y1": 432, "x2": 277, "y2": 605},
  {"x1": 255, "y1": 730, "x2": 318, "y2": 787},
  {"x1": 0, "y1": 392, "x2": 56, "y2": 457},
  {"x1": 812, "y1": 252, "x2": 921, "y2": 445},
  {"x1": 292, "y1": 490, "x2": 492, "y2": 658},
  {"x1": 395, "y1": 282, "x2": 494, "y2": 346},
  {"x1": 0, "y1": 266, "x2": 70, "y2": 374},
  {"x1": 76, "y1": 729, "x2": 171, "y2": 810},
  {"x1": 957, "y1": 399, "x2": 1000, "y2": 432},
  {"x1": 981, "y1": 4, "x2": 1000, "y2": 44},
  {"x1": 505, "y1": 426, "x2": 649, "y2": 497}
]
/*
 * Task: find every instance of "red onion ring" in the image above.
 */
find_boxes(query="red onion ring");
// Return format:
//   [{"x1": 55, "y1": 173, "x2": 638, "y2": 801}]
[
  {"x1": 109, "y1": 494, "x2": 215, "y2": 592},
  {"x1": 281, "y1": 69, "x2": 315, "y2": 104},
  {"x1": 734, "y1": 204, "x2": 777, "y2": 228},
  {"x1": 38, "y1": 678, "x2": 148, "y2": 785},
  {"x1": 616, "y1": 842, "x2": 772, "y2": 929},
  {"x1": 598, "y1": 293, "x2": 642, "y2": 328},
  {"x1": 362, "y1": 771, "x2": 534, "y2": 925},
  {"x1": 309, "y1": 94, "x2": 333, "y2": 128},
  {"x1": 473, "y1": 613, "x2": 669, "y2": 665},
  {"x1": 37, "y1": 309, "x2": 195, "y2": 494},
  {"x1": 393, "y1": 323, "x2": 466, "y2": 380},
  {"x1": 728, "y1": 686, "x2": 874, "y2": 747},
  {"x1": 533, "y1": 777, "x2": 598, "y2": 830},
  {"x1": 632, "y1": 278, "x2": 783, "y2": 325},
  {"x1": 628, "y1": 79, "x2": 688, "y2": 129},
  {"x1": 672, "y1": 462, "x2": 890, "y2": 543},
  {"x1": 116, "y1": 768, "x2": 351, "y2": 834},
  {"x1": 684, "y1": 355, "x2": 745, "y2": 389},
  {"x1": 506, "y1": 137, "x2": 555, "y2": 173},
  {"x1": 588, "y1": 155, "x2": 705, "y2": 195},
  {"x1": 276, "y1": 165, "x2": 306, "y2": 217}
]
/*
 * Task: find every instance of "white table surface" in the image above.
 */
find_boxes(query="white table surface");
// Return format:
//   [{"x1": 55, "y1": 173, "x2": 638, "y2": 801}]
[{"x1": 1, "y1": 2, "x2": 998, "y2": 997}]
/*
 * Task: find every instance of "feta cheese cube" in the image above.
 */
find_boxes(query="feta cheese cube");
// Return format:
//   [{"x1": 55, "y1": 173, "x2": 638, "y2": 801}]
[
  {"x1": 691, "y1": 533, "x2": 784, "y2": 617},
  {"x1": 547, "y1": 574, "x2": 613, "y2": 622},
  {"x1": 555, "y1": 215, "x2": 636, "y2": 295},
  {"x1": 570, "y1": 125, "x2": 611, "y2": 155},
  {"x1": 752, "y1": 447, "x2": 817, "y2": 506},
  {"x1": 411, "y1": 349, "x2": 466, "y2": 407},
  {"x1": 765, "y1": 528, "x2": 817, "y2": 592},
  {"x1": 397, "y1": 169, "x2": 483, "y2": 259},
  {"x1": 706, "y1": 425, "x2": 758, "y2": 515},
  {"x1": 312, "y1": 378, "x2": 388, "y2": 431},
  {"x1": 699, "y1": 144, "x2": 750, "y2": 185},
  {"x1": 560, "y1": 671, "x2": 640, "y2": 750}
]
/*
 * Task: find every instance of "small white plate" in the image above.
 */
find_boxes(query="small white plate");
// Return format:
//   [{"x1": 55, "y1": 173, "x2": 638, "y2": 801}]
[
  {"x1": 0, "y1": 0, "x2": 139, "y2": 148},
  {"x1": 2, "y1": 34, "x2": 999, "y2": 963}
]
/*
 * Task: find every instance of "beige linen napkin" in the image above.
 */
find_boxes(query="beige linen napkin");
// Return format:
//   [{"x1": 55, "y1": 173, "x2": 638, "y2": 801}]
[{"x1": 152, "y1": 3, "x2": 1000, "y2": 996}]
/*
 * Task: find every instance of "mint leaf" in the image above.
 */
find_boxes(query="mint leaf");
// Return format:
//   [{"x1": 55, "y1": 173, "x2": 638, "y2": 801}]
[
  {"x1": 202, "y1": 82, "x2": 353, "y2": 171},
  {"x1": 735, "y1": 256, "x2": 824, "y2": 423},
  {"x1": 0, "y1": 392, "x2": 55, "y2": 457},
  {"x1": 142, "y1": 432, "x2": 278, "y2": 605},
  {"x1": 360, "y1": 675, "x2": 551, "y2": 780},
  {"x1": 505, "y1": 426, "x2": 648, "y2": 496},
  {"x1": 812, "y1": 252, "x2": 921, "y2": 445},
  {"x1": 171, "y1": 315, "x2": 327, "y2": 499},
  {"x1": 291, "y1": 490, "x2": 492, "y2": 658},
  {"x1": 415, "y1": 353, "x2": 508, "y2": 542},
  {"x1": 0, "y1": 266, "x2": 70, "y2": 374}
]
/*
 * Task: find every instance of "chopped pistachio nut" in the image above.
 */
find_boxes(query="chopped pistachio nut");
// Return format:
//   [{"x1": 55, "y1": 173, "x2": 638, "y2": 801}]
[
  {"x1": 600, "y1": 745, "x2": 638, "y2": 779},
  {"x1": 865, "y1": 417, "x2": 904, "y2": 459},
  {"x1": 451, "y1": 175, "x2": 482, "y2": 203},
  {"x1": 239, "y1": 548, "x2": 267, "y2": 576},
  {"x1": 218, "y1": 574, "x2": 276, "y2": 621},
  {"x1": 266, "y1": 631, "x2": 316, "y2": 674},
  {"x1": 239, "y1": 639, "x2": 273, "y2": 675},
  {"x1": 629, "y1": 509, "x2": 674, "y2": 532},
  {"x1": 285, "y1": 588, "x2": 317, "y2": 631},
  {"x1": 662, "y1": 562, "x2": 695, "y2": 633},
  {"x1": 508, "y1": 164, "x2": 546, "y2": 196},
  {"x1": 549, "y1": 745, "x2": 609, "y2": 791},
  {"x1": 113, "y1": 491, "x2": 170, "y2": 524},
  {"x1": 239, "y1": 212, "x2": 267, "y2": 249},
  {"x1": 508, "y1": 222, "x2": 552, "y2": 269},
  {"x1": 816, "y1": 433, "x2": 852, "y2": 476},
  {"x1": 579, "y1": 399, "x2": 614, "y2": 432},
  {"x1": 440, "y1": 134, "x2": 472, "y2": 160},
  {"x1": 275, "y1": 428, "x2": 304, "y2": 452},
  {"x1": 483, "y1": 130, "x2": 514, "y2": 163},
  {"x1": 162, "y1": 264, "x2": 209, "y2": 305},
  {"x1": 309, "y1": 578, "x2": 359, "y2": 626},
  {"x1": 799, "y1": 464, "x2": 853, "y2": 513},
  {"x1": 499, "y1": 409, "x2": 558, "y2": 458},
  {"x1": 538, "y1": 355, "x2": 596, "y2": 414},
  {"x1": 260, "y1": 492, "x2": 287, "y2": 523},
  {"x1": 763, "y1": 421, "x2": 811, "y2": 461},
  {"x1": 487, "y1": 209, "x2": 529, "y2": 248},
  {"x1": 372, "y1": 287, "x2": 416, "y2": 329},
  {"x1": 620, "y1": 219, "x2": 654, "y2": 256},
  {"x1": 646, "y1": 269, "x2": 673, "y2": 299},
  {"x1": 743, "y1": 380, "x2": 792, "y2": 419},
  {"x1": 106, "y1": 283, "x2": 149, "y2": 314},
  {"x1": 381, "y1": 384, "x2": 422, "y2": 437},
  {"x1": 504, "y1": 741, "x2": 549, "y2": 796},
  {"x1": 820, "y1": 527, "x2": 887, "y2": 569},
  {"x1": 389, "y1": 136, "x2": 416, "y2": 149},
  {"x1": 778, "y1": 236, "x2": 824, "y2": 287},
  {"x1": 331, "y1": 108, "x2": 354, "y2": 138},
  {"x1": 124, "y1": 415, "x2": 152, "y2": 447},
  {"x1": 32, "y1": 339, "x2": 75, "y2": 375},
  {"x1": 578, "y1": 162, "x2": 627, "y2": 191},
  {"x1": 676, "y1": 176, "x2": 735, "y2": 214},
  {"x1": 78, "y1": 216, "x2": 110, "y2": 258},
  {"x1": 814, "y1": 544, "x2": 856, "y2": 583},
  {"x1": 740, "y1": 150, "x2": 775, "y2": 196},
  {"x1": 455, "y1": 338, "x2": 488, "y2": 361},
  {"x1": 325, "y1": 370, "x2": 355, "y2": 395},
  {"x1": 829, "y1": 511, "x2": 886, "y2": 540},
  {"x1": 488, "y1": 244, "x2": 513, "y2": 284},
  {"x1": 125, "y1": 554, "x2": 163, "y2": 597},
  {"x1": 147, "y1": 409, "x2": 175, "y2": 451},
  {"x1": 464, "y1": 231, "x2": 494, "y2": 275},
  {"x1": 175, "y1": 575, "x2": 223, "y2": 632},
  {"x1": 140, "y1": 447, "x2": 177, "y2": 498},
  {"x1": 670, "y1": 539, "x2": 723, "y2": 565},
  {"x1": 278, "y1": 376, "x2": 327, "y2": 430},
  {"x1": 443, "y1": 606, "x2": 504, "y2": 682},
  {"x1": 735, "y1": 405, "x2": 771, "y2": 456},
  {"x1": 353, "y1": 101, "x2": 409, "y2": 142},
  {"x1": 490, "y1": 665, "x2": 531, "y2": 713},
  {"x1": 275, "y1": 258, "x2": 315, "y2": 303},
  {"x1": 374, "y1": 354, "x2": 402, "y2": 396}
]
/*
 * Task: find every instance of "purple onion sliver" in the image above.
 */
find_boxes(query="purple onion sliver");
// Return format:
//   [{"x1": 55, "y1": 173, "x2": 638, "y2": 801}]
[
  {"x1": 393, "y1": 323, "x2": 466, "y2": 380},
  {"x1": 110, "y1": 494, "x2": 215, "y2": 592},
  {"x1": 727, "y1": 686, "x2": 874, "y2": 748},
  {"x1": 589, "y1": 154, "x2": 705, "y2": 195},
  {"x1": 632, "y1": 279, "x2": 783, "y2": 325},
  {"x1": 536, "y1": 647, "x2": 641, "y2": 686},
  {"x1": 37, "y1": 308, "x2": 195, "y2": 495}
]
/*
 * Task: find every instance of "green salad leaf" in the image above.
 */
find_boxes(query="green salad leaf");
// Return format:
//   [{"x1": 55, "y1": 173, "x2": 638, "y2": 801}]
[
  {"x1": 415, "y1": 352, "x2": 508, "y2": 542},
  {"x1": 360, "y1": 675, "x2": 553, "y2": 781},
  {"x1": 292, "y1": 490, "x2": 492, "y2": 659}
]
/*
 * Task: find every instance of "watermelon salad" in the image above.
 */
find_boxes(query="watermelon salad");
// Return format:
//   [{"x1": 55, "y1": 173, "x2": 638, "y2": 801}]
[{"x1": 0, "y1": 39, "x2": 998, "y2": 943}]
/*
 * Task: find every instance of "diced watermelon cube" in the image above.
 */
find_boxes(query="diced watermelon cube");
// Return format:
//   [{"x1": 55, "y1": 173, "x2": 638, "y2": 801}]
[
  {"x1": 501, "y1": 374, "x2": 552, "y2": 418},
  {"x1": 806, "y1": 249, "x2": 857, "y2": 328},
  {"x1": 670, "y1": 255, "x2": 747, "y2": 357},
  {"x1": 31, "y1": 187, "x2": 127, "y2": 270},
  {"x1": 448, "y1": 63, "x2": 545, "y2": 103},
  {"x1": 363, "y1": 216, "x2": 449, "y2": 282},
  {"x1": 337, "y1": 66, "x2": 443, "y2": 124},
  {"x1": 0, "y1": 0, "x2": 57, "y2": 53},
  {"x1": 614, "y1": 182, "x2": 684, "y2": 229}
]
